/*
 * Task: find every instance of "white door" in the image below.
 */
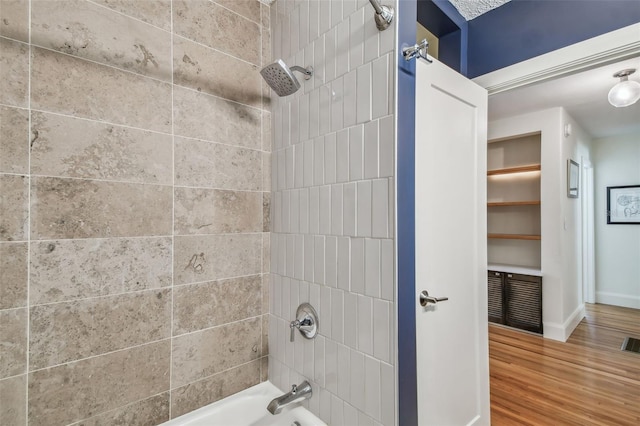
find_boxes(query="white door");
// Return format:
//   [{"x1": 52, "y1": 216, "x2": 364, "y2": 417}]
[{"x1": 415, "y1": 57, "x2": 490, "y2": 426}]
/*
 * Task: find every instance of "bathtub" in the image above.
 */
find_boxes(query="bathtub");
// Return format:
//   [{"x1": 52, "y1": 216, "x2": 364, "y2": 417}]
[{"x1": 160, "y1": 381, "x2": 326, "y2": 426}]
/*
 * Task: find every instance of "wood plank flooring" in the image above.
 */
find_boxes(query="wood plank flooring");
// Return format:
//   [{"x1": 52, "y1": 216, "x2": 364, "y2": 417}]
[{"x1": 490, "y1": 304, "x2": 640, "y2": 425}]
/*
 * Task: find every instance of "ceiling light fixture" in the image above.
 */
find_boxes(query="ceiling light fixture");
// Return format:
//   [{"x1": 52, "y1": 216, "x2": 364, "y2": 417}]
[{"x1": 608, "y1": 68, "x2": 640, "y2": 107}]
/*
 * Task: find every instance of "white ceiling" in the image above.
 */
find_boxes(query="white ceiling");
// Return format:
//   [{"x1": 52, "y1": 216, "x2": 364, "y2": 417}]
[
  {"x1": 448, "y1": 0, "x2": 511, "y2": 21},
  {"x1": 489, "y1": 57, "x2": 640, "y2": 139}
]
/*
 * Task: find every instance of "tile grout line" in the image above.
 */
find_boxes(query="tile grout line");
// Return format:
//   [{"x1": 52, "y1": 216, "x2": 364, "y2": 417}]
[
  {"x1": 26, "y1": 312, "x2": 265, "y2": 376},
  {"x1": 172, "y1": 77, "x2": 268, "y2": 113},
  {"x1": 174, "y1": 132, "x2": 268, "y2": 153},
  {"x1": 0, "y1": 34, "x2": 28, "y2": 45},
  {"x1": 173, "y1": 32, "x2": 262, "y2": 69},
  {"x1": 260, "y1": 0, "x2": 265, "y2": 384},
  {"x1": 22, "y1": 106, "x2": 269, "y2": 154},
  {"x1": 84, "y1": 0, "x2": 171, "y2": 34},
  {"x1": 27, "y1": 231, "x2": 269, "y2": 244},
  {"x1": 169, "y1": 0, "x2": 175, "y2": 418},
  {"x1": 173, "y1": 272, "x2": 263, "y2": 289},
  {"x1": 168, "y1": 357, "x2": 264, "y2": 393},
  {"x1": 24, "y1": 172, "x2": 269, "y2": 193},
  {"x1": 83, "y1": 0, "x2": 265, "y2": 37},
  {"x1": 29, "y1": 286, "x2": 172, "y2": 309},
  {"x1": 30, "y1": 43, "x2": 173, "y2": 85},
  {"x1": 25, "y1": 0, "x2": 32, "y2": 422},
  {"x1": 25, "y1": 271, "x2": 264, "y2": 309},
  {"x1": 65, "y1": 389, "x2": 169, "y2": 426},
  {"x1": 27, "y1": 338, "x2": 172, "y2": 375},
  {"x1": 170, "y1": 313, "x2": 266, "y2": 346},
  {"x1": 25, "y1": 107, "x2": 174, "y2": 136}
]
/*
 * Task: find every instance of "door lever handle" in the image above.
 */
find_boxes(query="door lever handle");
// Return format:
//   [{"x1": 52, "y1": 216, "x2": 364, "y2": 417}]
[{"x1": 419, "y1": 290, "x2": 449, "y2": 307}]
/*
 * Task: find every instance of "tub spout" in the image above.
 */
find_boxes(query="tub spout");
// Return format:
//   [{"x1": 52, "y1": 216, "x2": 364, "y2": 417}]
[{"x1": 267, "y1": 381, "x2": 312, "y2": 415}]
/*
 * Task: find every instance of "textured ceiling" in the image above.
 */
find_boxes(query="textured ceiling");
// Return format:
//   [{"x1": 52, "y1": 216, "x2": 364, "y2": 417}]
[{"x1": 449, "y1": 0, "x2": 512, "y2": 20}]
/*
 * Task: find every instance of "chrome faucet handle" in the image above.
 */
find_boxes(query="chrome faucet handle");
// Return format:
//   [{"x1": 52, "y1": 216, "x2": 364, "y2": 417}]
[
  {"x1": 289, "y1": 319, "x2": 300, "y2": 342},
  {"x1": 289, "y1": 303, "x2": 318, "y2": 342}
]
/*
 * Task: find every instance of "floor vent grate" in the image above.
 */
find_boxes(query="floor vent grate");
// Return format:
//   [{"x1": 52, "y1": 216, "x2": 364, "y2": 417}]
[{"x1": 621, "y1": 337, "x2": 640, "y2": 354}]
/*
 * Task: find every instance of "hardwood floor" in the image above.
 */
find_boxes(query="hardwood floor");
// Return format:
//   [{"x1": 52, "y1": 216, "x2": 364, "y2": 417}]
[{"x1": 489, "y1": 304, "x2": 640, "y2": 425}]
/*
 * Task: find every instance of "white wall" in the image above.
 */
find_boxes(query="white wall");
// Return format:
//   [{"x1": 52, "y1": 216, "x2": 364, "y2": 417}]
[
  {"x1": 269, "y1": 1, "x2": 396, "y2": 425},
  {"x1": 561, "y1": 110, "x2": 592, "y2": 330},
  {"x1": 489, "y1": 107, "x2": 589, "y2": 341},
  {"x1": 593, "y1": 132, "x2": 640, "y2": 308}
]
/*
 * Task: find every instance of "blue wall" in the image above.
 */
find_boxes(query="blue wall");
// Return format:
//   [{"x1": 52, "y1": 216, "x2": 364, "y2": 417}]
[
  {"x1": 432, "y1": 0, "x2": 468, "y2": 75},
  {"x1": 396, "y1": 0, "x2": 418, "y2": 423},
  {"x1": 417, "y1": 0, "x2": 468, "y2": 74},
  {"x1": 467, "y1": 0, "x2": 640, "y2": 78},
  {"x1": 396, "y1": 1, "x2": 639, "y2": 425}
]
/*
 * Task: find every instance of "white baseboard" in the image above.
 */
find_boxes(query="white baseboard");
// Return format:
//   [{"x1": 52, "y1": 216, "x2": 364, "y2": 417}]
[
  {"x1": 542, "y1": 323, "x2": 565, "y2": 342},
  {"x1": 596, "y1": 292, "x2": 640, "y2": 309},
  {"x1": 543, "y1": 304, "x2": 585, "y2": 342}
]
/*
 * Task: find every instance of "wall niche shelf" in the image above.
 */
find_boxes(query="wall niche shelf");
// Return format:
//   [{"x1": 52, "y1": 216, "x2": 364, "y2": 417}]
[
  {"x1": 487, "y1": 132, "x2": 542, "y2": 334},
  {"x1": 488, "y1": 233, "x2": 541, "y2": 241},
  {"x1": 487, "y1": 164, "x2": 541, "y2": 176},
  {"x1": 488, "y1": 201, "x2": 541, "y2": 207}
]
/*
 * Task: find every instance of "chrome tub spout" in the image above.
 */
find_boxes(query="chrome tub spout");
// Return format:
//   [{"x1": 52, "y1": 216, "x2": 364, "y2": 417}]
[{"x1": 266, "y1": 381, "x2": 312, "y2": 415}]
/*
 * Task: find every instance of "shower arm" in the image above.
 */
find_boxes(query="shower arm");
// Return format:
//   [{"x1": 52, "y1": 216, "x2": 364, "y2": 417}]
[
  {"x1": 289, "y1": 65, "x2": 313, "y2": 80},
  {"x1": 368, "y1": 0, "x2": 394, "y2": 31}
]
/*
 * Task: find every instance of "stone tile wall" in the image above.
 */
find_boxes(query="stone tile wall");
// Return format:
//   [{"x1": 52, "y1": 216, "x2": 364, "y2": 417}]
[
  {"x1": 0, "y1": 1, "x2": 271, "y2": 424},
  {"x1": 268, "y1": 1, "x2": 396, "y2": 425}
]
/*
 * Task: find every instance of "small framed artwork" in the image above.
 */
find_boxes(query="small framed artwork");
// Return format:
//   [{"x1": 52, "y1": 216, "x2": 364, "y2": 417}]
[
  {"x1": 567, "y1": 159, "x2": 579, "y2": 198},
  {"x1": 607, "y1": 185, "x2": 640, "y2": 224}
]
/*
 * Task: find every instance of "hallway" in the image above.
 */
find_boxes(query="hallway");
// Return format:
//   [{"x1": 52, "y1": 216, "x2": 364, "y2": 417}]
[{"x1": 490, "y1": 304, "x2": 640, "y2": 425}]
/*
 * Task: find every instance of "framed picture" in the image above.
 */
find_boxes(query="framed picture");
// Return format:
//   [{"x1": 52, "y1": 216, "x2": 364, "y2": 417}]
[
  {"x1": 567, "y1": 159, "x2": 579, "y2": 198},
  {"x1": 607, "y1": 185, "x2": 640, "y2": 224}
]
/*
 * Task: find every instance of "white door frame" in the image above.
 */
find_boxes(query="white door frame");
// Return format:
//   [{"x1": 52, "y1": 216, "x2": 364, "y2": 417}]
[
  {"x1": 582, "y1": 160, "x2": 595, "y2": 304},
  {"x1": 473, "y1": 23, "x2": 640, "y2": 95}
]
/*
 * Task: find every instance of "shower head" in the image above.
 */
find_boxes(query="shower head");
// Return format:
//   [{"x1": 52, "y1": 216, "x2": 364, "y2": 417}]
[{"x1": 260, "y1": 59, "x2": 313, "y2": 97}]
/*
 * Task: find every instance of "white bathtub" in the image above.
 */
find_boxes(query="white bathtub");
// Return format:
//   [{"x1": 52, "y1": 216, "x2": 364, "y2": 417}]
[{"x1": 160, "y1": 381, "x2": 326, "y2": 426}]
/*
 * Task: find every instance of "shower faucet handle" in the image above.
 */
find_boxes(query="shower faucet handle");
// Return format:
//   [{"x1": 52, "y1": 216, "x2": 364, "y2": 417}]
[
  {"x1": 290, "y1": 319, "x2": 300, "y2": 342},
  {"x1": 289, "y1": 303, "x2": 318, "y2": 342}
]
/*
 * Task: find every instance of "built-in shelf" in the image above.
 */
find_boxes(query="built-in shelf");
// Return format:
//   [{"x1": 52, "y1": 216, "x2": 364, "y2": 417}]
[
  {"x1": 488, "y1": 233, "x2": 541, "y2": 241},
  {"x1": 487, "y1": 164, "x2": 541, "y2": 176},
  {"x1": 487, "y1": 201, "x2": 541, "y2": 207},
  {"x1": 488, "y1": 263, "x2": 542, "y2": 276},
  {"x1": 487, "y1": 134, "x2": 543, "y2": 334}
]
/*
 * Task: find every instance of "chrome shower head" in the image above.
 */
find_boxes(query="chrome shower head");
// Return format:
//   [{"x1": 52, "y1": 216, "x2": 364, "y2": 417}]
[{"x1": 260, "y1": 59, "x2": 313, "y2": 97}]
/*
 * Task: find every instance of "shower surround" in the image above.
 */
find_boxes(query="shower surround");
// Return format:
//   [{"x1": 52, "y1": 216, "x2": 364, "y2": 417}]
[
  {"x1": 268, "y1": 1, "x2": 396, "y2": 425},
  {"x1": 0, "y1": 0, "x2": 271, "y2": 424}
]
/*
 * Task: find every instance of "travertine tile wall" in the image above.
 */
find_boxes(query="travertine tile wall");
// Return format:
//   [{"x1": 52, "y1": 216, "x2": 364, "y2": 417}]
[
  {"x1": 268, "y1": 1, "x2": 396, "y2": 425},
  {"x1": 0, "y1": 0, "x2": 271, "y2": 424}
]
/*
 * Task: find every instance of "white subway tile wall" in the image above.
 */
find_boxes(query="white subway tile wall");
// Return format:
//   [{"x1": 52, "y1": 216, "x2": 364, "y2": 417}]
[{"x1": 268, "y1": 1, "x2": 396, "y2": 425}]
